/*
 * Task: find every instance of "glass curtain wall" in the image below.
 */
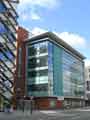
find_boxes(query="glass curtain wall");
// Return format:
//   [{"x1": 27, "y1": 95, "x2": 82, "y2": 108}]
[
  {"x1": 62, "y1": 50, "x2": 84, "y2": 97},
  {"x1": 0, "y1": 0, "x2": 19, "y2": 109},
  {"x1": 26, "y1": 40, "x2": 84, "y2": 98},
  {"x1": 48, "y1": 42, "x2": 54, "y2": 96},
  {"x1": 27, "y1": 41, "x2": 49, "y2": 96}
]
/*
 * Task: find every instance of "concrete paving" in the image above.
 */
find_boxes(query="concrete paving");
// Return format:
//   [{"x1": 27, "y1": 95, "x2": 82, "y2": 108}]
[{"x1": 0, "y1": 107, "x2": 90, "y2": 120}]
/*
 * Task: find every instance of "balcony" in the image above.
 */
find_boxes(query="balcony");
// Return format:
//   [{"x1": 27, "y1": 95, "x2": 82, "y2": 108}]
[
  {"x1": 0, "y1": 70, "x2": 13, "y2": 85},
  {"x1": 2, "y1": 0, "x2": 18, "y2": 18},
  {"x1": 0, "y1": 0, "x2": 19, "y2": 106},
  {"x1": 0, "y1": 19, "x2": 16, "y2": 40},
  {"x1": 0, "y1": 14, "x2": 17, "y2": 33}
]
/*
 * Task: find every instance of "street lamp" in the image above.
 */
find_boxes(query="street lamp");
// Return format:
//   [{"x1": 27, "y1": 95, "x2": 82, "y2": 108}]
[{"x1": 16, "y1": 88, "x2": 21, "y2": 110}]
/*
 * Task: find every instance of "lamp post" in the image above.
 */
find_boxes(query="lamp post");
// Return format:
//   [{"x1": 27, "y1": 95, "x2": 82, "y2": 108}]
[
  {"x1": 22, "y1": 95, "x2": 26, "y2": 112},
  {"x1": 16, "y1": 88, "x2": 21, "y2": 110},
  {"x1": 30, "y1": 96, "x2": 34, "y2": 114}
]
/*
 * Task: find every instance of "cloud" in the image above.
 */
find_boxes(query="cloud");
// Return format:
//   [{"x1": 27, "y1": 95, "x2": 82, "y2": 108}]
[
  {"x1": 31, "y1": 27, "x2": 87, "y2": 49},
  {"x1": 30, "y1": 12, "x2": 41, "y2": 20},
  {"x1": 31, "y1": 27, "x2": 47, "y2": 35},
  {"x1": 20, "y1": 13, "x2": 29, "y2": 21},
  {"x1": 18, "y1": 9, "x2": 41, "y2": 21},
  {"x1": 18, "y1": 0, "x2": 60, "y2": 21},
  {"x1": 55, "y1": 32, "x2": 87, "y2": 48},
  {"x1": 19, "y1": 0, "x2": 59, "y2": 9},
  {"x1": 85, "y1": 59, "x2": 90, "y2": 67}
]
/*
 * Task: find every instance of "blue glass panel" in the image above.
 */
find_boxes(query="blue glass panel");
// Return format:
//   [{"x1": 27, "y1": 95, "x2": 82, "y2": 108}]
[
  {"x1": 7, "y1": 52, "x2": 14, "y2": 59},
  {"x1": 62, "y1": 50, "x2": 84, "y2": 97},
  {"x1": 0, "y1": 23, "x2": 7, "y2": 33},
  {"x1": 0, "y1": 2, "x2": 6, "y2": 12},
  {"x1": 53, "y1": 44, "x2": 63, "y2": 96}
]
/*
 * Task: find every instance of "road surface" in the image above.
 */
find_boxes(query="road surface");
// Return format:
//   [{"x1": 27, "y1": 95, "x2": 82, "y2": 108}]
[{"x1": 0, "y1": 107, "x2": 90, "y2": 120}]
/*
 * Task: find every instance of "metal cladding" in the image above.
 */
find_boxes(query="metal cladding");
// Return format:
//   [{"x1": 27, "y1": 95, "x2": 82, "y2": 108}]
[{"x1": 0, "y1": 0, "x2": 19, "y2": 107}]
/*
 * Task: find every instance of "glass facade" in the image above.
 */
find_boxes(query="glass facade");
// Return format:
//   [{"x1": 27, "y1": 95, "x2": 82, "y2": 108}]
[
  {"x1": 62, "y1": 50, "x2": 84, "y2": 97},
  {"x1": 26, "y1": 39, "x2": 85, "y2": 99},
  {"x1": 53, "y1": 43, "x2": 63, "y2": 96},
  {"x1": 0, "y1": 0, "x2": 19, "y2": 109},
  {"x1": 26, "y1": 41, "x2": 48, "y2": 96}
]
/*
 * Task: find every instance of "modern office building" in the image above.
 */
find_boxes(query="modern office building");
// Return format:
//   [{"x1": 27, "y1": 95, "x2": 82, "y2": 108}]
[
  {"x1": 85, "y1": 65, "x2": 90, "y2": 105},
  {"x1": 15, "y1": 32, "x2": 85, "y2": 109},
  {"x1": 0, "y1": 0, "x2": 19, "y2": 110}
]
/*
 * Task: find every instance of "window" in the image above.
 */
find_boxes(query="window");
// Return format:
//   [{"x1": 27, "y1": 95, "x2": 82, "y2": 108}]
[
  {"x1": 28, "y1": 46, "x2": 37, "y2": 56},
  {"x1": 28, "y1": 56, "x2": 48, "y2": 69},
  {"x1": 28, "y1": 42, "x2": 48, "y2": 56},
  {"x1": 39, "y1": 69, "x2": 48, "y2": 76},
  {"x1": 28, "y1": 58, "x2": 37, "y2": 68},
  {"x1": 27, "y1": 84, "x2": 48, "y2": 91},
  {"x1": 28, "y1": 71, "x2": 37, "y2": 78},
  {"x1": 63, "y1": 50, "x2": 84, "y2": 97},
  {"x1": 27, "y1": 41, "x2": 49, "y2": 96},
  {"x1": 48, "y1": 56, "x2": 53, "y2": 71},
  {"x1": 27, "y1": 70, "x2": 48, "y2": 79},
  {"x1": 0, "y1": 2, "x2": 6, "y2": 13},
  {"x1": 39, "y1": 42, "x2": 48, "y2": 54},
  {"x1": 48, "y1": 42, "x2": 53, "y2": 56},
  {"x1": 40, "y1": 56, "x2": 48, "y2": 67},
  {"x1": 0, "y1": 22, "x2": 7, "y2": 33}
]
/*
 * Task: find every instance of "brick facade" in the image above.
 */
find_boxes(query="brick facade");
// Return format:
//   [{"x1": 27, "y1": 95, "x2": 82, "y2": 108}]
[{"x1": 13, "y1": 27, "x2": 29, "y2": 108}]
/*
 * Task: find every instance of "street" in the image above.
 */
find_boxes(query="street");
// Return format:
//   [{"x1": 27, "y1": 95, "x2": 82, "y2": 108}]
[{"x1": 0, "y1": 108, "x2": 90, "y2": 120}]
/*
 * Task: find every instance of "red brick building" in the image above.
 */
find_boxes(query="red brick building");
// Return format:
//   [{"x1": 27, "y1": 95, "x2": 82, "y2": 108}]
[{"x1": 13, "y1": 27, "x2": 29, "y2": 107}]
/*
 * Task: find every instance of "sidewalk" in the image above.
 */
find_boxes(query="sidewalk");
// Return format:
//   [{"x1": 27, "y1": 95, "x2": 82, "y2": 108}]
[
  {"x1": 12, "y1": 110, "x2": 33, "y2": 116},
  {"x1": 0, "y1": 108, "x2": 90, "y2": 120}
]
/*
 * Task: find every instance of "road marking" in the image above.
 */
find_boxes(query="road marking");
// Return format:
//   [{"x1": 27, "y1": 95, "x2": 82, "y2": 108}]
[
  {"x1": 76, "y1": 109, "x2": 90, "y2": 111},
  {"x1": 40, "y1": 110, "x2": 57, "y2": 114},
  {"x1": 71, "y1": 116, "x2": 81, "y2": 119},
  {"x1": 40, "y1": 110, "x2": 79, "y2": 118}
]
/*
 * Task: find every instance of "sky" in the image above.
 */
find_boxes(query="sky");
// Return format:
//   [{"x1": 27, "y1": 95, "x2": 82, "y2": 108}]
[{"x1": 18, "y1": 0, "x2": 90, "y2": 66}]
